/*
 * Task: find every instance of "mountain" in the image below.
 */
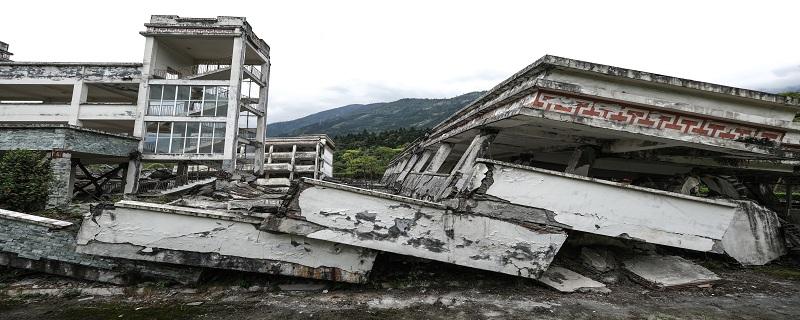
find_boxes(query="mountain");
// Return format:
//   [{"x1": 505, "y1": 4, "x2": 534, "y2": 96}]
[{"x1": 266, "y1": 91, "x2": 485, "y2": 137}]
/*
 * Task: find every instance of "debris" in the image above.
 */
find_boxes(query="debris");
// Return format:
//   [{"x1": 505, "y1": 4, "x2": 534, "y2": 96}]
[
  {"x1": 580, "y1": 247, "x2": 617, "y2": 273},
  {"x1": 623, "y1": 255, "x2": 720, "y2": 289},
  {"x1": 720, "y1": 201, "x2": 786, "y2": 265},
  {"x1": 537, "y1": 266, "x2": 610, "y2": 293},
  {"x1": 278, "y1": 283, "x2": 329, "y2": 291}
]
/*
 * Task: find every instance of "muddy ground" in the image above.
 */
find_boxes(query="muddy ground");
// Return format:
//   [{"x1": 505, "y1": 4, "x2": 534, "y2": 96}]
[{"x1": 1, "y1": 253, "x2": 799, "y2": 320}]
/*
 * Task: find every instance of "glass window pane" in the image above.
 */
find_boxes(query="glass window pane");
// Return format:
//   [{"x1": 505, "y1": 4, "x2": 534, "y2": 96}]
[
  {"x1": 188, "y1": 101, "x2": 203, "y2": 116},
  {"x1": 187, "y1": 122, "x2": 200, "y2": 138},
  {"x1": 143, "y1": 122, "x2": 158, "y2": 153},
  {"x1": 216, "y1": 87, "x2": 228, "y2": 100},
  {"x1": 177, "y1": 86, "x2": 190, "y2": 100},
  {"x1": 156, "y1": 137, "x2": 171, "y2": 154},
  {"x1": 214, "y1": 123, "x2": 227, "y2": 139},
  {"x1": 174, "y1": 101, "x2": 189, "y2": 116},
  {"x1": 163, "y1": 85, "x2": 177, "y2": 101},
  {"x1": 201, "y1": 123, "x2": 214, "y2": 137},
  {"x1": 190, "y1": 86, "x2": 203, "y2": 101},
  {"x1": 184, "y1": 135, "x2": 198, "y2": 154},
  {"x1": 202, "y1": 101, "x2": 217, "y2": 117},
  {"x1": 199, "y1": 138, "x2": 213, "y2": 153},
  {"x1": 212, "y1": 137, "x2": 225, "y2": 154},
  {"x1": 172, "y1": 122, "x2": 187, "y2": 138},
  {"x1": 149, "y1": 85, "x2": 163, "y2": 100},
  {"x1": 170, "y1": 137, "x2": 185, "y2": 153},
  {"x1": 216, "y1": 99, "x2": 228, "y2": 117},
  {"x1": 204, "y1": 87, "x2": 217, "y2": 101}
]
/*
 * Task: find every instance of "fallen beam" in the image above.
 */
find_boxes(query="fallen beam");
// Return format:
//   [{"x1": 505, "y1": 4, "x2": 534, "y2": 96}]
[
  {"x1": 466, "y1": 159, "x2": 738, "y2": 253},
  {"x1": 266, "y1": 179, "x2": 568, "y2": 279},
  {"x1": 76, "y1": 200, "x2": 377, "y2": 283},
  {"x1": 623, "y1": 255, "x2": 720, "y2": 289}
]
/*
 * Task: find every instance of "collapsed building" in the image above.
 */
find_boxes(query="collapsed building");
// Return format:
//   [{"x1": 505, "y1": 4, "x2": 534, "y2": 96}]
[{"x1": 1, "y1": 15, "x2": 798, "y2": 292}]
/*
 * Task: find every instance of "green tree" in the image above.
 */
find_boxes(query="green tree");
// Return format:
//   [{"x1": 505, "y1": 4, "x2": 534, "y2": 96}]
[{"x1": 0, "y1": 150, "x2": 54, "y2": 212}]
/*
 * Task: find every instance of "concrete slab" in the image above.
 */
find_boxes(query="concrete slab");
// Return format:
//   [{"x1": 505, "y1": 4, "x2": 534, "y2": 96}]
[
  {"x1": 471, "y1": 159, "x2": 738, "y2": 253},
  {"x1": 273, "y1": 179, "x2": 567, "y2": 279},
  {"x1": 76, "y1": 201, "x2": 377, "y2": 283},
  {"x1": 538, "y1": 266, "x2": 610, "y2": 293},
  {"x1": 622, "y1": 255, "x2": 720, "y2": 289},
  {"x1": 720, "y1": 201, "x2": 786, "y2": 265}
]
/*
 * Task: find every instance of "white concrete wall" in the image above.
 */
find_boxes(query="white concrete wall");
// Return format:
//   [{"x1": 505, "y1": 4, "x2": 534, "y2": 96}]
[{"x1": 476, "y1": 160, "x2": 737, "y2": 252}]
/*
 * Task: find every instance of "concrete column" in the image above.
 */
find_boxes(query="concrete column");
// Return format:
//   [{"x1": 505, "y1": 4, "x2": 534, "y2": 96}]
[
  {"x1": 176, "y1": 161, "x2": 189, "y2": 186},
  {"x1": 68, "y1": 81, "x2": 88, "y2": 126},
  {"x1": 436, "y1": 131, "x2": 497, "y2": 200},
  {"x1": 412, "y1": 150, "x2": 433, "y2": 173},
  {"x1": 425, "y1": 143, "x2": 453, "y2": 173},
  {"x1": 565, "y1": 145, "x2": 597, "y2": 176},
  {"x1": 314, "y1": 142, "x2": 321, "y2": 179},
  {"x1": 47, "y1": 152, "x2": 74, "y2": 209},
  {"x1": 289, "y1": 144, "x2": 297, "y2": 180},
  {"x1": 123, "y1": 158, "x2": 142, "y2": 195},
  {"x1": 253, "y1": 61, "x2": 270, "y2": 176},
  {"x1": 395, "y1": 153, "x2": 419, "y2": 184},
  {"x1": 223, "y1": 35, "x2": 246, "y2": 173}
]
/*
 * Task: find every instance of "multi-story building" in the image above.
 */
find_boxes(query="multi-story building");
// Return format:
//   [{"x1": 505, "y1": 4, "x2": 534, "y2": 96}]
[
  {"x1": 260, "y1": 135, "x2": 334, "y2": 187},
  {"x1": 0, "y1": 15, "x2": 270, "y2": 205}
]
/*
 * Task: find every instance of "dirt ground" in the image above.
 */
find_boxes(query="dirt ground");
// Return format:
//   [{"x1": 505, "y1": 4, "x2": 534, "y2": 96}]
[{"x1": 2, "y1": 253, "x2": 800, "y2": 320}]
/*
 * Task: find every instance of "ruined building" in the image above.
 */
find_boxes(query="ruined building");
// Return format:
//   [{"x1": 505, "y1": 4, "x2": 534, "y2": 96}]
[
  {"x1": 0, "y1": 16, "x2": 270, "y2": 206},
  {"x1": 259, "y1": 135, "x2": 335, "y2": 187}
]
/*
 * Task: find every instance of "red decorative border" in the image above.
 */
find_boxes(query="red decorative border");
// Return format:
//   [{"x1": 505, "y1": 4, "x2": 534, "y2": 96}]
[{"x1": 526, "y1": 92, "x2": 784, "y2": 142}]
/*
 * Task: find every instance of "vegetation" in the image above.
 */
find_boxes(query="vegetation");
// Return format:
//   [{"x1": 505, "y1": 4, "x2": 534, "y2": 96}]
[
  {"x1": 333, "y1": 128, "x2": 427, "y2": 179},
  {"x1": 268, "y1": 91, "x2": 484, "y2": 137},
  {"x1": 0, "y1": 150, "x2": 53, "y2": 212}
]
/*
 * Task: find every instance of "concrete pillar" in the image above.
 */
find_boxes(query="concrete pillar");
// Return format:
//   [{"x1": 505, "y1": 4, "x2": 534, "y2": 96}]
[
  {"x1": 425, "y1": 143, "x2": 453, "y2": 173},
  {"x1": 253, "y1": 61, "x2": 270, "y2": 176},
  {"x1": 565, "y1": 145, "x2": 597, "y2": 176},
  {"x1": 176, "y1": 161, "x2": 189, "y2": 186},
  {"x1": 314, "y1": 142, "x2": 321, "y2": 179},
  {"x1": 289, "y1": 144, "x2": 297, "y2": 180},
  {"x1": 412, "y1": 150, "x2": 433, "y2": 173},
  {"x1": 395, "y1": 153, "x2": 419, "y2": 184},
  {"x1": 47, "y1": 152, "x2": 74, "y2": 209},
  {"x1": 123, "y1": 158, "x2": 142, "y2": 195},
  {"x1": 437, "y1": 130, "x2": 497, "y2": 200},
  {"x1": 68, "y1": 81, "x2": 88, "y2": 126},
  {"x1": 223, "y1": 35, "x2": 246, "y2": 173}
]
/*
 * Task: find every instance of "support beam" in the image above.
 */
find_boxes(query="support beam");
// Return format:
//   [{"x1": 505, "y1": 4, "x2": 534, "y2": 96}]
[
  {"x1": 424, "y1": 143, "x2": 453, "y2": 173},
  {"x1": 412, "y1": 150, "x2": 433, "y2": 173},
  {"x1": 437, "y1": 130, "x2": 497, "y2": 200},
  {"x1": 68, "y1": 81, "x2": 87, "y2": 126},
  {"x1": 223, "y1": 35, "x2": 246, "y2": 173},
  {"x1": 603, "y1": 139, "x2": 675, "y2": 154}
]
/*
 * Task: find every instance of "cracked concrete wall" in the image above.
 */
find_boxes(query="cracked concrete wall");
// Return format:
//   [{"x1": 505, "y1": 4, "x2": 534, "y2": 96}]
[
  {"x1": 472, "y1": 160, "x2": 738, "y2": 252},
  {"x1": 76, "y1": 202, "x2": 376, "y2": 283},
  {"x1": 294, "y1": 184, "x2": 567, "y2": 278},
  {"x1": 0, "y1": 210, "x2": 197, "y2": 284}
]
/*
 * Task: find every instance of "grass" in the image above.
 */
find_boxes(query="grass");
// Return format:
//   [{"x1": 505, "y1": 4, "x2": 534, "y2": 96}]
[{"x1": 754, "y1": 265, "x2": 800, "y2": 281}]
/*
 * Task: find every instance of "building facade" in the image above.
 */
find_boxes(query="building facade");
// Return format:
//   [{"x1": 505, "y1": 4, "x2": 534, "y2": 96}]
[{"x1": 0, "y1": 16, "x2": 271, "y2": 202}]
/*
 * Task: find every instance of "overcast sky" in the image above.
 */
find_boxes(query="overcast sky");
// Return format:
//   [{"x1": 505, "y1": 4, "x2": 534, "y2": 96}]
[{"x1": 3, "y1": 1, "x2": 799, "y2": 123}]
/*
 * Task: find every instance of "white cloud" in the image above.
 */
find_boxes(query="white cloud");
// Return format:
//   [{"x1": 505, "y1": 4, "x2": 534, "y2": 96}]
[{"x1": 3, "y1": 0, "x2": 799, "y2": 122}]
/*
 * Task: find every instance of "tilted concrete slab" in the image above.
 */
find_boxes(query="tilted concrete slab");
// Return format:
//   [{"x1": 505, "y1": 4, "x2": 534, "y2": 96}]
[
  {"x1": 76, "y1": 200, "x2": 376, "y2": 283},
  {"x1": 268, "y1": 179, "x2": 568, "y2": 279},
  {"x1": 623, "y1": 255, "x2": 720, "y2": 289},
  {"x1": 537, "y1": 266, "x2": 610, "y2": 293},
  {"x1": 720, "y1": 201, "x2": 786, "y2": 265},
  {"x1": 468, "y1": 159, "x2": 738, "y2": 253}
]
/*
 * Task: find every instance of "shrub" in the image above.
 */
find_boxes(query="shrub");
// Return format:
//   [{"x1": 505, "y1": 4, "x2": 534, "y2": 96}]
[{"x1": 0, "y1": 150, "x2": 54, "y2": 212}]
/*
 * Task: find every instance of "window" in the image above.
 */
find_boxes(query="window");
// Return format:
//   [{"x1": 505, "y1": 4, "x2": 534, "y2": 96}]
[
  {"x1": 147, "y1": 85, "x2": 229, "y2": 117},
  {"x1": 142, "y1": 121, "x2": 227, "y2": 155}
]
